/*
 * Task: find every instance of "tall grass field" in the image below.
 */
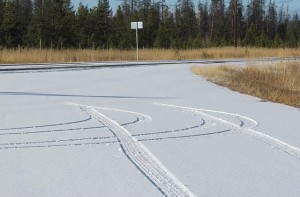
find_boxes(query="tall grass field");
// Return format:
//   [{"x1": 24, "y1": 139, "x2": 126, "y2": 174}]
[
  {"x1": 192, "y1": 62, "x2": 300, "y2": 108},
  {"x1": 0, "y1": 47, "x2": 300, "y2": 64}
]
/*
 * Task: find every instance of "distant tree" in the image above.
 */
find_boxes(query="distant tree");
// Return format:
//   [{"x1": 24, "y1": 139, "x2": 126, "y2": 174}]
[
  {"x1": 177, "y1": 0, "x2": 197, "y2": 47},
  {"x1": 266, "y1": 0, "x2": 277, "y2": 40},
  {"x1": 25, "y1": 0, "x2": 43, "y2": 47},
  {"x1": 210, "y1": 0, "x2": 228, "y2": 44},
  {"x1": 285, "y1": 14, "x2": 300, "y2": 47},
  {"x1": 94, "y1": 0, "x2": 113, "y2": 48},
  {"x1": 27, "y1": 0, "x2": 76, "y2": 48},
  {"x1": 246, "y1": 0, "x2": 266, "y2": 34},
  {"x1": 113, "y1": 6, "x2": 132, "y2": 49},
  {"x1": 0, "y1": 0, "x2": 5, "y2": 46},
  {"x1": 143, "y1": 5, "x2": 160, "y2": 47},
  {"x1": 16, "y1": 0, "x2": 33, "y2": 45},
  {"x1": 154, "y1": 9, "x2": 174, "y2": 48},
  {"x1": 0, "y1": 0, "x2": 299, "y2": 49},
  {"x1": 1, "y1": 1, "x2": 18, "y2": 47},
  {"x1": 227, "y1": 0, "x2": 245, "y2": 46},
  {"x1": 75, "y1": 3, "x2": 90, "y2": 48},
  {"x1": 197, "y1": 1, "x2": 209, "y2": 41},
  {"x1": 243, "y1": 23, "x2": 257, "y2": 46},
  {"x1": 276, "y1": 4, "x2": 287, "y2": 41}
]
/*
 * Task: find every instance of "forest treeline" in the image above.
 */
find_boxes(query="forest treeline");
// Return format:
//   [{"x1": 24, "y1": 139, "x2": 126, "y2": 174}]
[{"x1": 0, "y1": 0, "x2": 300, "y2": 49}]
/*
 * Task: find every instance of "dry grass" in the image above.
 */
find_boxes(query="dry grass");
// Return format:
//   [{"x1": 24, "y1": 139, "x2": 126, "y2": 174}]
[
  {"x1": 192, "y1": 62, "x2": 300, "y2": 108},
  {"x1": 0, "y1": 47, "x2": 300, "y2": 64}
]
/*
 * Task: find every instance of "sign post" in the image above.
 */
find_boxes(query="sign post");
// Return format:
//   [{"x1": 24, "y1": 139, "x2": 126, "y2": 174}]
[{"x1": 131, "y1": 21, "x2": 143, "y2": 61}]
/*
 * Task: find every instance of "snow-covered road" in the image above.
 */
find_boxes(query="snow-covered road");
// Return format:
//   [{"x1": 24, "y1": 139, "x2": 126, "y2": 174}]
[{"x1": 1, "y1": 60, "x2": 300, "y2": 196}]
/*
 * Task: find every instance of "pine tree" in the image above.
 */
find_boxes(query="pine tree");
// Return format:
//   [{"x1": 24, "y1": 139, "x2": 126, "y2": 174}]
[
  {"x1": 15, "y1": 0, "x2": 32, "y2": 46},
  {"x1": 40, "y1": 0, "x2": 76, "y2": 48},
  {"x1": 154, "y1": 8, "x2": 174, "y2": 48},
  {"x1": 113, "y1": 5, "x2": 132, "y2": 49},
  {"x1": 94, "y1": 0, "x2": 113, "y2": 48},
  {"x1": 198, "y1": 1, "x2": 209, "y2": 41},
  {"x1": 210, "y1": 0, "x2": 227, "y2": 44},
  {"x1": 25, "y1": 0, "x2": 44, "y2": 47},
  {"x1": 143, "y1": 5, "x2": 160, "y2": 47},
  {"x1": 177, "y1": 0, "x2": 197, "y2": 47},
  {"x1": 246, "y1": 0, "x2": 266, "y2": 34},
  {"x1": 243, "y1": 23, "x2": 257, "y2": 46},
  {"x1": 285, "y1": 14, "x2": 299, "y2": 47},
  {"x1": 227, "y1": 0, "x2": 244, "y2": 46},
  {"x1": 0, "y1": 0, "x2": 5, "y2": 46},
  {"x1": 76, "y1": 3, "x2": 90, "y2": 48},
  {"x1": 266, "y1": 0, "x2": 277, "y2": 40},
  {"x1": 1, "y1": 1, "x2": 18, "y2": 47}
]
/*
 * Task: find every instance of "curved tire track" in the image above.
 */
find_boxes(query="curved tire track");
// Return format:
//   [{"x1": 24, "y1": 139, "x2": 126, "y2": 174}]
[
  {"x1": 155, "y1": 103, "x2": 300, "y2": 159},
  {"x1": 0, "y1": 111, "x2": 142, "y2": 149},
  {"x1": 70, "y1": 103, "x2": 195, "y2": 197}
]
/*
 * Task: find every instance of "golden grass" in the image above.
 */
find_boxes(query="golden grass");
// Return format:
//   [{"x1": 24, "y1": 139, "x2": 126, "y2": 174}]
[
  {"x1": 0, "y1": 47, "x2": 300, "y2": 64},
  {"x1": 192, "y1": 62, "x2": 300, "y2": 108}
]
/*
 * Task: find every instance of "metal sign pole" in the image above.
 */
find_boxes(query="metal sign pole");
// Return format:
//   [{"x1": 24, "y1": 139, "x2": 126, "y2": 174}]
[
  {"x1": 136, "y1": 23, "x2": 139, "y2": 61},
  {"x1": 131, "y1": 21, "x2": 143, "y2": 62}
]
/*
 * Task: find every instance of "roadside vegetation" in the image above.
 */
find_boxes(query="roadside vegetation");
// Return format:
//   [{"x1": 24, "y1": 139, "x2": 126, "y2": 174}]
[
  {"x1": 192, "y1": 62, "x2": 300, "y2": 108},
  {"x1": 1, "y1": 47, "x2": 300, "y2": 64},
  {"x1": 1, "y1": 1, "x2": 300, "y2": 50}
]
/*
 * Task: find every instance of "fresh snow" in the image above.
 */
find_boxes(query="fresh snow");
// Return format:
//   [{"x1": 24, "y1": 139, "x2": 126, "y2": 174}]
[{"x1": 0, "y1": 61, "x2": 300, "y2": 196}]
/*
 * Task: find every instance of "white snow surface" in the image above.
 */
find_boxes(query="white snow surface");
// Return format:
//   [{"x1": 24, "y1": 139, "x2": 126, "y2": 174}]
[{"x1": 0, "y1": 61, "x2": 300, "y2": 196}]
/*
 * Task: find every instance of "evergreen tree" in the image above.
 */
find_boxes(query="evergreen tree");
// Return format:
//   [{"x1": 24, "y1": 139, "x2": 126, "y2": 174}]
[
  {"x1": 243, "y1": 23, "x2": 257, "y2": 46},
  {"x1": 176, "y1": 0, "x2": 197, "y2": 47},
  {"x1": 285, "y1": 14, "x2": 299, "y2": 47},
  {"x1": 1, "y1": 1, "x2": 18, "y2": 47},
  {"x1": 76, "y1": 3, "x2": 90, "y2": 48},
  {"x1": 25, "y1": 0, "x2": 44, "y2": 47},
  {"x1": 94, "y1": 0, "x2": 113, "y2": 48},
  {"x1": 15, "y1": 0, "x2": 33, "y2": 46},
  {"x1": 42, "y1": 0, "x2": 76, "y2": 48},
  {"x1": 276, "y1": 4, "x2": 287, "y2": 41},
  {"x1": 227, "y1": 0, "x2": 244, "y2": 45},
  {"x1": 266, "y1": 0, "x2": 277, "y2": 40},
  {"x1": 154, "y1": 8, "x2": 174, "y2": 48},
  {"x1": 246, "y1": 0, "x2": 266, "y2": 34},
  {"x1": 198, "y1": 1, "x2": 209, "y2": 40},
  {"x1": 143, "y1": 5, "x2": 160, "y2": 47},
  {"x1": 0, "y1": 0, "x2": 299, "y2": 49},
  {"x1": 113, "y1": 5, "x2": 132, "y2": 49},
  {"x1": 0, "y1": 0, "x2": 5, "y2": 46},
  {"x1": 210, "y1": 0, "x2": 228, "y2": 44}
]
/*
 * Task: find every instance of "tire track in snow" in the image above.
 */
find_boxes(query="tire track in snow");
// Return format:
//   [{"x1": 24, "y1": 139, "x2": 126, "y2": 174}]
[
  {"x1": 0, "y1": 140, "x2": 118, "y2": 150},
  {"x1": 0, "y1": 112, "x2": 141, "y2": 149},
  {"x1": 0, "y1": 114, "x2": 139, "y2": 136},
  {"x1": 0, "y1": 130, "x2": 230, "y2": 150},
  {"x1": 133, "y1": 118, "x2": 206, "y2": 137},
  {"x1": 68, "y1": 103, "x2": 196, "y2": 197},
  {"x1": 139, "y1": 129, "x2": 231, "y2": 142},
  {"x1": 155, "y1": 103, "x2": 300, "y2": 159},
  {"x1": 0, "y1": 103, "x2": 228, "y2": 151},
  {"x1": 0, "y1": 116, "x2": 92, "y2": 131},
  {"x1": 0, "y1": 126, "x2": 103, "y2": 136},
  {"x1": 0, "y1": 103, "x2": 230, "y2": 151},
  {"x1": 0, "y1": 134, "x2": 115, "y2": 147}
]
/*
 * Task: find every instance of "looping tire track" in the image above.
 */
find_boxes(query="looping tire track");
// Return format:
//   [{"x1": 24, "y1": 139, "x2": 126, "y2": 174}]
[
  {"x1": 155, "y1": 103, "x2": 300, "y2": 159},
  {"x1": 0, "y1": 112, "x2": 141, "y2": 150},
  {"x1": 0, "y1": 103, "x2": 221, "y2": 150},
  {"x1": 70, "y1": 103, "x2": 195, "y2": 197}
]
